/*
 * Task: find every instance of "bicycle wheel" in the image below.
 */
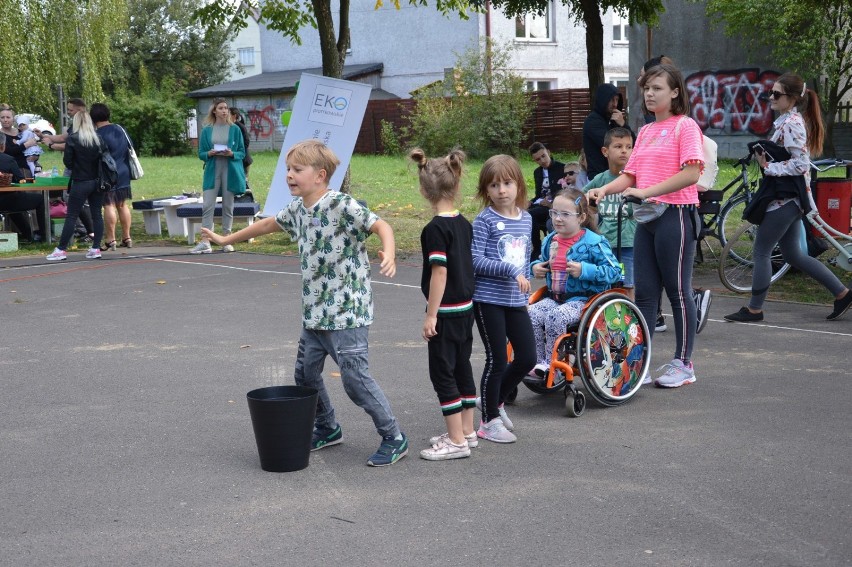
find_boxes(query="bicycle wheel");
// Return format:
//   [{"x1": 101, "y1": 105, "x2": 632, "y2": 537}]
[
  {"x1": 718, "y1": 193, "x2": 749, "y2": 253},
  {"x1": 718, "y1": 221, "x2": 791, "y2": 293}
]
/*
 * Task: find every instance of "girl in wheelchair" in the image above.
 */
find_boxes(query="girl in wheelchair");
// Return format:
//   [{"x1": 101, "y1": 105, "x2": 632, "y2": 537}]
[{"x1": 529, "y1": 188, "x2": 623, "y2": 378}]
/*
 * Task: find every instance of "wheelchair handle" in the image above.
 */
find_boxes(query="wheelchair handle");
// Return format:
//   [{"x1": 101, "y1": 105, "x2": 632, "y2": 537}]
[{"x1": 615, "y1": 196, "x2": 641, "y2": 262}]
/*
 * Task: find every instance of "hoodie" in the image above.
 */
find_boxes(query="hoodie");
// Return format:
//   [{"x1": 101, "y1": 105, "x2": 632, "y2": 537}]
[{"x1": 582, "y1": 84, "x2": 634, "y2": 180}]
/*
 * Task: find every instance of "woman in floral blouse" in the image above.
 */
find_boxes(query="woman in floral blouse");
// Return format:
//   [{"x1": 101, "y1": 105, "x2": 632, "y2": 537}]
[{"x1": 724, "y1": 73, "x2": 851, "y2": 323}]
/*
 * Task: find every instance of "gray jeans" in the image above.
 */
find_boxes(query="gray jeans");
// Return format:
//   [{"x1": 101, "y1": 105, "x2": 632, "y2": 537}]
[
  {"x1": 202, "y1": 185, "x2": 235, "y2": 233},
  {"x1": 294, "y1": 326, "x2": 400, "y2": 438},
  {"x1": 749, "y1": 201, "x2": 845, "y2": 310}
]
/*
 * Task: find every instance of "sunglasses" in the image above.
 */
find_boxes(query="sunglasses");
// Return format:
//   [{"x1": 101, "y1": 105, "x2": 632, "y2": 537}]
[
  {"x1": 768, "y1": 91, "x2": 787, "y2": 100},
  {"x1": 549, "y1": 209, "x2": 581, "y2": 220},
  {"x1": 563, "y1": 170, "x2": 577, "y2": 176}
]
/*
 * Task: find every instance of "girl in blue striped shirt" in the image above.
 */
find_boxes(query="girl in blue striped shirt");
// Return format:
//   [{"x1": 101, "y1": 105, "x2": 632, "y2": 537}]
[{"x1": 472, "y1": 155, "x2": 536, "y2": 444}]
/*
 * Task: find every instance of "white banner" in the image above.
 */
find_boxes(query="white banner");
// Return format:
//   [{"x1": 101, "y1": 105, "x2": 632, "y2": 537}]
[{"x1": 262, "y1": 73, "x2": 372, "y2": 216}]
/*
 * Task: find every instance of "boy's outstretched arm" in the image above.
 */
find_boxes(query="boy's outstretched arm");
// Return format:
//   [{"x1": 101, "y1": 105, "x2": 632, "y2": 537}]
[
  {"x1": 370, "y1": 219, "x2": 396, "y2": 278},
  {"x1": 201, "y1": 216, "x2": 282, "y2": 246}
]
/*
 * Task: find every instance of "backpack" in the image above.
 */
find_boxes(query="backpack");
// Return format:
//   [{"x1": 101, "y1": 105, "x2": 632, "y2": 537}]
[
  {"x1": 97, "y1": 135, "x2": 118, "y2": 193},
  {"x1": 675, "y1": 116, "x2": 718, "y2": 191}
]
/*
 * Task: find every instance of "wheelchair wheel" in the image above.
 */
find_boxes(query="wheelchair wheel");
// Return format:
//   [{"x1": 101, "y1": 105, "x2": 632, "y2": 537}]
[
  {"x1": 575, "y1": 293, "x2": 650, "y2": 407},
  {"x1": 718, "y1": 221, "x2": 791, "y2": 293},
  {"x1": 564, "y1": 388, "x2": 585, "y2": 417}
]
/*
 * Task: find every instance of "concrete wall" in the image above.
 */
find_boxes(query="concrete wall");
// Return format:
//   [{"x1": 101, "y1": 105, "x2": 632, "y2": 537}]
[
  {"x1": 629, "y1": 0, "x2": 779, "y2": 158},
  {"x1": 260, "y1": 1, "x2": 480, "y2": 98},
  {"x1": 228, "y1": 17, "x2": 263, "y2": 81}
]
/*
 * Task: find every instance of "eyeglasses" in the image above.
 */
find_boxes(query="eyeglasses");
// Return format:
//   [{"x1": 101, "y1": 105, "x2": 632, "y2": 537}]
[
  {"x1": 549, "y1": 209, "x2": 581, "y2": 220},
  {"x1": 768, "y1": 91, "x2": 787, "y2": 100},
  {"x1": 563, "y1": 170, "x2": 577, "y2": 176}
]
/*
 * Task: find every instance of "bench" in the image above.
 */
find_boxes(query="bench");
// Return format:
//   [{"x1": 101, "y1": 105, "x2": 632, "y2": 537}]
[
  {"x1": 132, "y1": 198, "x2": 170, "y2": 236},
  {"x1": 176, "y1": 202, "x2": 261, "y2": 244}
]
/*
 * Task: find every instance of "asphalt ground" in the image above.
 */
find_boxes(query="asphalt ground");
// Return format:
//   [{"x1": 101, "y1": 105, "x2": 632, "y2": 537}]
[{"x1": 1, "y1": 246, "x2": 850, "y2": 566}]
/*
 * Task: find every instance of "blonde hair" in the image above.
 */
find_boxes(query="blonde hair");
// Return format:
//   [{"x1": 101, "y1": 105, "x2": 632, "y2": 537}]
[
  {"x1": 552, "y1": 188, "x2": 599, "y2": 232},
  {"x1": 204, "y1": 97, "x2": 233, "y2": 126},
  {"x1": 409, "y1": 147, "x2": 465, "y2": 205},
  {"x1": 72, "y1": 111, "x2": 99, "y2": 148},
  {"x1": 476, "y1": 154, "x2": 528, "y2": 209},
  {"x1": 286, "y1": 140, "x2": 341, "y2": 180}
]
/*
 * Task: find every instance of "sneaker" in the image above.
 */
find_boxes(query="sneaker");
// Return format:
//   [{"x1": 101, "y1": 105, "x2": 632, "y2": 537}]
[
  {"x1": 475, "y1": 397, "x2": 514, "y2": 431},
  {"x1": 654, "y1": 359, "x2": 696, "y2": 388},
  {"x1": 655, "y1": 314, "x2": 667, "y2": 332},
  {"x1": 477, "y1": 418, "x2": 517, "y2": 443},
  {"x1": 45, "y1": 248, "x2": 66, "y2": 261},
  {"x1": 724, "y1": 307, "x2": 764, "y2": 323},
  {"x1": 85, "y1": 248, "x2": 101, "y2": 259},
  {"x1": 310, "y1": 424, "x2": 342, "y2": 451},
  {"x1": 533, "y1": 363, "x2": 549, "y2": 378},
  {"x1": 189, "y1": 241, "x2": 212, "y2": 254},
  {"x1": 429, "y1": 431, "x2": 479, "y2": 449},
  {"x1": 367, "y1": 433, "x2": 409, "y2": 467},
  {"x1": 694, "y1": 289, "x2": 712, "y2": 334},
  {"x1": 826, "y1": 291, "x2": 852, "y2": 321},
  {"x1": 222, "y1": 244, "x2": 235, "y2": 253},
  {"x1": 419, "y1": 438, "x2": 470, "y2": 461}
]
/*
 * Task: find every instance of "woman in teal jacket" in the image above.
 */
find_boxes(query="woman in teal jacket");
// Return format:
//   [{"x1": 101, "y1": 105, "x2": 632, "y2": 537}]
[{"x1": 191, "y1": 97, "x2": 246, "y2": 254}]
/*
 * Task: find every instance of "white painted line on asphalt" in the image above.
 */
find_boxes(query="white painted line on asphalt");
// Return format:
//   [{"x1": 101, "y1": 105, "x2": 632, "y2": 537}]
[{"x1": 699, "y1": 318, "x2": 852, "y2": 338}]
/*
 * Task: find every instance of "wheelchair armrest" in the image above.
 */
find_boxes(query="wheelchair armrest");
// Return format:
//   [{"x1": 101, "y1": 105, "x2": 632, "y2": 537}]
[{"x1": 529, "y1": 286, "x2": 549, "y2": 305}]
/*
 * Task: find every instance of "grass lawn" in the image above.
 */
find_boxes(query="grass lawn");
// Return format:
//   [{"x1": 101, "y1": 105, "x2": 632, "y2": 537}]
[{"x1": 3, "y1": 148, "x2": 849, "y2": 305}]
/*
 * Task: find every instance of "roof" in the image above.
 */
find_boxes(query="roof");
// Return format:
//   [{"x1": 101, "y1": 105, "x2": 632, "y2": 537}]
[{"x1": 187, "y1": 63, "x2": 384, "y2": 98}]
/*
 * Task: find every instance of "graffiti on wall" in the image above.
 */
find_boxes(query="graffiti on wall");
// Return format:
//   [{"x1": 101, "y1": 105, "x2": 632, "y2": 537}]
[
  {"x1": 686, "y1": 69, "x2": 780, "y2": 135},
  {"x1": 234, "y1": 98, "x2": 293, "y2": 140}
]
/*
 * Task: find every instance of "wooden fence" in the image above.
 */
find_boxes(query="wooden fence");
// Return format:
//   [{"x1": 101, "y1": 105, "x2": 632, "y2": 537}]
[{"x1": 355, "y1": 88, "x2": 599, "y2": 155}]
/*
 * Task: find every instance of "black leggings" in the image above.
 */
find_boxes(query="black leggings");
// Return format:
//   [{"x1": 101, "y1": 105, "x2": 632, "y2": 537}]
[
  {"x1": 474, "y1": 302, "x2": 536, "y2": 423},
  {"x1": 58, "y1": 179, "x2": 103, "y2": 250}
]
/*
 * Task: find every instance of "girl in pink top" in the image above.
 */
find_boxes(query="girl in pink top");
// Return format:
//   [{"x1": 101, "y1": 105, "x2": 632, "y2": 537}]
[{"x1": 588, "y1": 63, "x2": 704, "y2": 389}]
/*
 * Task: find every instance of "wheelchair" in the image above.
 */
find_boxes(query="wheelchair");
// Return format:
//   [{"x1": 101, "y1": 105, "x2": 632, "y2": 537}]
[{"x1": 509, "y1": 196, "x2": 651, "y2": 417}]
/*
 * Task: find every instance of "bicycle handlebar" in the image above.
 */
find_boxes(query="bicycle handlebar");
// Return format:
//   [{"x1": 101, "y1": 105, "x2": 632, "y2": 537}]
[{"x1": 810, "y1": 158, "x2": 852, "y2": 172}]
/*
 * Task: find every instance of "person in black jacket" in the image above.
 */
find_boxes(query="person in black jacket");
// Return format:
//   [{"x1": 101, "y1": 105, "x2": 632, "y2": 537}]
[
  {"x1": 230, "y1": 107, "x2": 253, "y2": 190},
  {"x1": 0, "y1": 133, "x2": 46, "y2": 241},
  {"x1": 528, "y1": 142, "x2": 564, "y2": 260},
  {"x1": 582, "y1": 84, "x2": 634, "y2": 180},
  {"x1": 46, "y1": 111, "x2": 105, "y2": 261}
]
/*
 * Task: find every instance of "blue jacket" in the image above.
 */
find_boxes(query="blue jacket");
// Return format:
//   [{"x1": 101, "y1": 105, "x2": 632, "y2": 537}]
[{"x1": 531, "y1": 230, "x2": 622, "y2": 302}]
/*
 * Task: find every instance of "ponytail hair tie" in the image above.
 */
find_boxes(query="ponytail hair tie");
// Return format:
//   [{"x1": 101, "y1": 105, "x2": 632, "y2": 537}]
[{"x1": 801, "y1": 82, "x2": 807, "y2": 97}]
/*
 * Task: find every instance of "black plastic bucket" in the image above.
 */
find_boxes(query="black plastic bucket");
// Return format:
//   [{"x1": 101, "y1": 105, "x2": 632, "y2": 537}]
[{"x1": 246, "y1": 385, "x2": 318, "y2": 472}]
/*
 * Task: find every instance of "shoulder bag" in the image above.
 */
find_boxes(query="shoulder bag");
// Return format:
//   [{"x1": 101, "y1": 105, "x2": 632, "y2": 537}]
[{"x1": 119, "y1": 126, "x2": 143, "y2": 180}]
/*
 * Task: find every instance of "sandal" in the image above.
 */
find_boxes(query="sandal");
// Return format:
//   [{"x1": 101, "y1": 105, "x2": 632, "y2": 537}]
[
  {"x1": 100, "y1": 240, "x2": 117, "y2": 252},
  {"x1": 120, "y1": 237, "x2": 133, "y2": 248}
]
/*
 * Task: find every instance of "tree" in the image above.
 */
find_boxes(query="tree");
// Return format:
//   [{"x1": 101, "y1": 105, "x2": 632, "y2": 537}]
[
  {"x1": 106, "y1": 0, "x2": 237, "y2": 96},
  {"x1": 196, "y1": 0, "x2": 475, "y2": 80},
  {"x1": 0, "y1": 0, "x2": 127, "y2": 120},
  {"x1": 483, "y1": 0, "x2": 664, "y2": 89},
  {"x1": 705, "y1": 0, "x2": 850, "y2": 156}
]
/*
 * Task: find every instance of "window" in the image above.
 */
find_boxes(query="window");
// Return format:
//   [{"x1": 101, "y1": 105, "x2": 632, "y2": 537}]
[
  {"x1": 525, "y1": 80, "x2": 553, "y2": 92},
  {"x1": 612, "y1": 12, "x2": 629, "y2": 44},
  {"x1": 515, "y1": 4, "x2": 551, "y2": 41},
  {"x1": 238, "y1": 48, "x2": 255, "y2": 67},
  {"x1": 608, "y1": 77, "x2": 629, "y2": 90}
]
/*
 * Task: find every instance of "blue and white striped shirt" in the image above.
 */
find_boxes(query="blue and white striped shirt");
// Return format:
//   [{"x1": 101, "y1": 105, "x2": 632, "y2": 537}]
[{"x1": 472, "y1": 206, "x2": 532, "y2": 307}]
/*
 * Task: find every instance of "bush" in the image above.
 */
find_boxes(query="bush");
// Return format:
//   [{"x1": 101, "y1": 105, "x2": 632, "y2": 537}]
[
  {"x1": 108, "y1": 91, "x2": 193, "y2": 156},
  {"x1": 405, "y1": 39, "x2": 533, "y2": 159},
  {"x1": 379, "y1": 119, "x2": 403, "y2": 155}
]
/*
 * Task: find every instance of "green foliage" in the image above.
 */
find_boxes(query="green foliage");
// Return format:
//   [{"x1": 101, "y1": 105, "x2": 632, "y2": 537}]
[
  {"x1": 107, "y1": 0, "x2": 235, "y2": 96},
  {"x1": 108, "y1": 91, "x2": 193, "y2": 157},
  {"x1": 379, "y1": 120, "x2": 404, "y2": 156},
  {"x1": 405, "y1": 39, "x2": 534, "y2": 158},
  {"x1": 0, "y1": 0, "x2": 127, "y2": 120}
]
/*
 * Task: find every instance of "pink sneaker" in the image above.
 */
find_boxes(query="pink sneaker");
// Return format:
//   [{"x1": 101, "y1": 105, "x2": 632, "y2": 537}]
[
  {"x1": 477, "y1": 418, "x2": 517, "y2": 443},
  {"x1": 46, "y1": 248, "x2": 66, "y2": 261}
]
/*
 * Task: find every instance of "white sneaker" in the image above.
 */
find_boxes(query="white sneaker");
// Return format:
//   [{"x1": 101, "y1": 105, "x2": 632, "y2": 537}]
[
  {"x1": 189, "y1": 241, "x2": 212, "y2": 254},
  {"x1": 222, "y1": 244, "x2": 235, "y2": 252},
  {"x1": 642, "y1": 374, "x2": 653, "y2": 385},
  {"x1": 419, "y1": 438, "x2": 471, "y2": 461},
  {"x1": 474, "y1": 397, "x2": 514, "y2": 431},
  {"x1": 45, "y1": 248, "x2": 66, "y2": 261},
  {"x1": 85, "y1": 248, "x2": 101, "y2": 259},
  {"x1": 533, "y1": 363, "x2": 549, "y2": 378},
  {"x1": 654, "y1": 359, "x2": 696, "y2": 388},
  {"x1": 477, "y1": 418, "x2": 517, "y2": 443},
  {"x1": 429, "y1": 431, "x2": 478, "y2": 449}
]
